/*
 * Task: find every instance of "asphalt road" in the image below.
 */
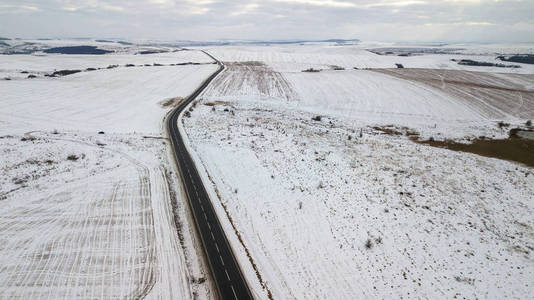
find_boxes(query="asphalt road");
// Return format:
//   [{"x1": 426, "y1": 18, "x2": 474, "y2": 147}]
[{"x1": 167, "y1": 51, "x2": 254, "y2": 300}]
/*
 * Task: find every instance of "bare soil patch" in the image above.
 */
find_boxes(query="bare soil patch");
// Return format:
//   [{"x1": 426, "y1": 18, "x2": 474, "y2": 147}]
[
  {"x1": 159, "y1": 97, "x2": 184, "y2": 108},
  {"x1": 204, "y1": 100, "x2": 230, "y2": 106},
  {"x1": 373, "y1": 124, "x2": 534, "y2": 167},
  {"x1": 414, "y1": 133, "x2": 534, "y2": 167}
]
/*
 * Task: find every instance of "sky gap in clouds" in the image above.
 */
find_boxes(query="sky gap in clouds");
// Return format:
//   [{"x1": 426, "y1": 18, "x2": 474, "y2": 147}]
[{"x1": 0, "y1": 0, "x2": 533, "y2": 42}]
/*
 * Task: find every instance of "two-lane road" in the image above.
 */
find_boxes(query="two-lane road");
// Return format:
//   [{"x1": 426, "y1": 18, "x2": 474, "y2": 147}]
[{"x1": 167, "y1": 51, "x2": 253, "y2": 300}]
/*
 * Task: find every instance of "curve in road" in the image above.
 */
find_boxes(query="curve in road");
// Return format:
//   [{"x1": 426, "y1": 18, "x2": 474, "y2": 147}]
[{"x1": 167, "y1": 51, "x2": 254, "y2": 300}]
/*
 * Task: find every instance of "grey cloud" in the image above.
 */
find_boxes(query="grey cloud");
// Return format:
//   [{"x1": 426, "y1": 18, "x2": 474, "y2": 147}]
[{"x1": 0, "y1": 0, "x2": 532, "y2": 42}]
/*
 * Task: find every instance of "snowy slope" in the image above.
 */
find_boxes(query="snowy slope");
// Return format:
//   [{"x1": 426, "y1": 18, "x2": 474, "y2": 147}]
[
  {"x1": 185, "y1": 107, "x2": 534, "y2": 299},
  {"x1": 182, "y1": 46, "x2": 534, "y2": 299},
  {"x1": 202, "y1": 44, "x2": 534, "y2": 74},
  {"x1": 0, "y1": 132, "x2": 189, "y2": 299},
  {"x1": 0, "y1": 50, "x2": 212, "y2": 78},
  {"x1": 0, "y1": 64, "x2": 217, "y2": 135},
  {"x1": 0, "y1": 50, "x2": 217, "y2": 299}
]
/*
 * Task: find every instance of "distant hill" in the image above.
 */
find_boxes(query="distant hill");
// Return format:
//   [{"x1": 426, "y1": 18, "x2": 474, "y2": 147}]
[
  {"x1": 0, "y1": 37, "x2": 11, "y2": 41},
  {"x1": 155, "y1": 38, "x2": 360, "y2": 47},
  {"x1": 497, "y1": 54, "x2": 534, "y2": 65},
  {"x1": 43, "y1": 45, "x2": 113, "y2": 55},
  {"x1": 248, "y1": 39, "x2": 360, "y2": 45}
]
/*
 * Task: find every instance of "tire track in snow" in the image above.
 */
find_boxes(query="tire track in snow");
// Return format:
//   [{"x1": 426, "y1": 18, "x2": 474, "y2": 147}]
[{"x1": 0, "y1": 134, "x2": 191, "y2": 299}]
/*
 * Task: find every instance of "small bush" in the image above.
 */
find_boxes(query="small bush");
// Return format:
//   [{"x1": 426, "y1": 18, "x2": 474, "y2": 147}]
[
  {"x1": 312, "y1": 115, "x2": 322, "y2": 121},
  {"x1": 497, "y1": 121, "x2": 510, "y2": 128},
  {"x1": 51, "y1": 69, "x2": 81, "y2": 76},
  {"x1": 395, "y1": 63, "x2": 404, "y2": 68},
  {"x1": 12, "y1": 177, "x2": 27, "y2": 185},
  {"x1": 67, "y1": 154, "x2": 79, "y2": 161},
  {"x1": 183, "y1": 111, "x2": 191, "y2": 118},
  {"x1": 27, "y1": 74, "x2": 37, "y2": 79},
  {"x1": 21, "y1": 136, "x2": 36, "y2": 142},
  {"x1": 365, "y1": 239, "x2": 373, "y2": 249},
  {"x1": 192, "y1": 277, "x2": 206, "y2": 284},
  {"x1": 527, "y1": 120, "x2": 532, "y2": 126}
]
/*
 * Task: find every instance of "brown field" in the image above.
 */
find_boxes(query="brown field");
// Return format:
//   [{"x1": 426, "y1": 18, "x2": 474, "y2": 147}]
[{"x1": 373, "y1": 69, "x2": 534, "y2": 119}]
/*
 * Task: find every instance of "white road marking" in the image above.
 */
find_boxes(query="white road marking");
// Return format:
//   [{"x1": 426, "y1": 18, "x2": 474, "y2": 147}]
[
  {"x1": 219, "y1": 255, "x2": 225, "y2": 266},
  {"x1": 214, "y1": 242, "x2": 219, "y2": 253},
  {"x1": 231, "y1": 285, "x2": 238, "y2": 300},
  {"x1": 225, "y1": 269, "x2": 231, "y2": 281}
]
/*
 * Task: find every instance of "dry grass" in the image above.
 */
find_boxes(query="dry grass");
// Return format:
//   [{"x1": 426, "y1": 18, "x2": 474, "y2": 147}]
[
  {"x1": 159, "y1": 97, "x2": 184, "y2": 108},
  {"x1": 413, "y1": 132, "x2": 534, "y2": 167},
  {"x1": 204, "y1": 100, "x2": 231, "y2": 106}
]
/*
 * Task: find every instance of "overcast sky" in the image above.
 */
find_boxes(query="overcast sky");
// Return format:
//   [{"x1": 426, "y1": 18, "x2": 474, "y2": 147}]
[{"x1": 1, "y1": 0, "x2": 533, "y2": 42}]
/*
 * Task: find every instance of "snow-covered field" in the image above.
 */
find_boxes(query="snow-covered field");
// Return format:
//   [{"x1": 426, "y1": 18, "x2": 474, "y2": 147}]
[
  {"x1": 183, "y1": 46, "x2": 534, "y2": 299},
  {"x1": 203, "y1": 43, "x2": 534, "y2": 74},
  {"x1": 0, "y1": 46, "x2": 218, "y2": 299},
  {"x1": 1, "y1": 64, "x2": 217, "y2": 134},
  {"x1": 1, "y1": 39, "x2": 534, "y2": 299}
]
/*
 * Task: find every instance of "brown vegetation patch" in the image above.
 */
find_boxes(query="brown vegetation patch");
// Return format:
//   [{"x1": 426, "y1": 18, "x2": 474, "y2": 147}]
[
  {"x1": 203, "y1": 100, "x2": 231, "y2": 106},
  {"x1": 373, "y1": 124, "x2": 534, "y2": 167},
  {"x1": 373, "y1": 125, "x2": 420, "y2": 137},
  {"x1": 302, "y1": 68, "x2": 321, "y2": 72},
  {"x1": 228, "y1": 61, "x2": 265, "y2": 67},
  {"x1": 413, "y1": 129, "x2": 534, "y2": 167},
  {"x1": 159, "y1": 97, "x2": 184, "y2": 108}
]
